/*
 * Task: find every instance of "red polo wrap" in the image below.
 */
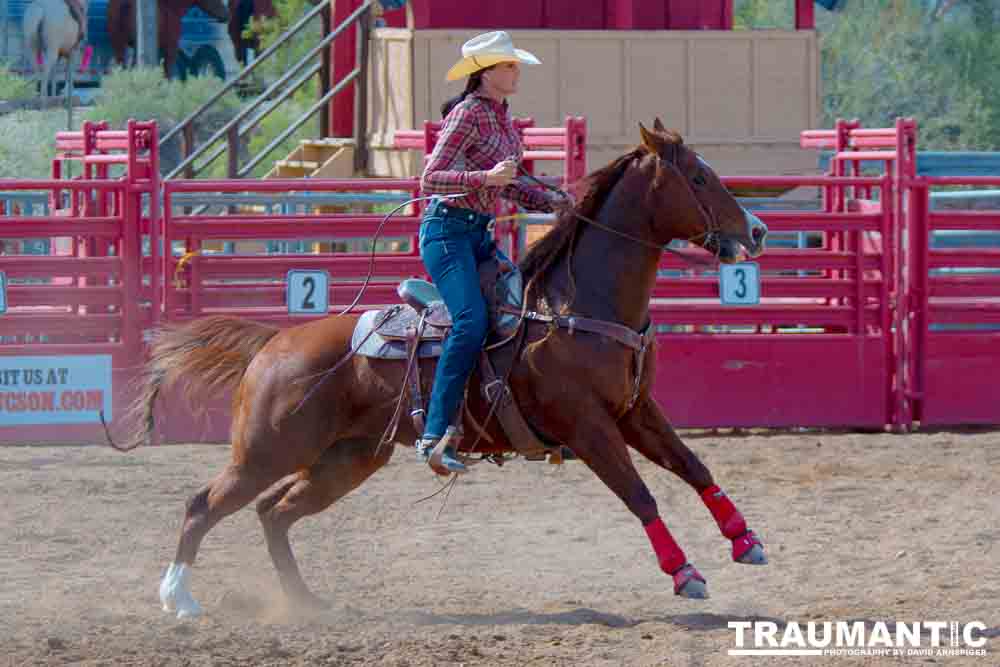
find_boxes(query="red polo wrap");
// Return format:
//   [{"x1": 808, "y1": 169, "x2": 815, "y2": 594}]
[
  {"x1": 643, "y1": 517, "x2": 687, "y2": 574},
  {"x1": 700, "y1": 484, "x2": 747, "y2": 539}
]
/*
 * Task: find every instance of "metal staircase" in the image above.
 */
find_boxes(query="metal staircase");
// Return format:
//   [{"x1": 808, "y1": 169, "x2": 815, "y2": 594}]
[{"x1": 158, "y1": 0, "x2": 372, "y2": 180}]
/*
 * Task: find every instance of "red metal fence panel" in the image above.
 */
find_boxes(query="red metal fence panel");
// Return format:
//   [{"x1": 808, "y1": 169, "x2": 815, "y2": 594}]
[
  {"x1": 651, "y1": 172, "x2": 897, "y2": 428},
  {"x1": 905, "y1": 176, "x2": 1000, "y2": 426},
  {"x1": 2, "y1": 116, "x2": 999, "y2": 443},
  {"x1": 163, "y1": 178, "x2": 425, "y2": 326},
  {"x1": 0, "y1": 121, "x2": 159, "y2": 443}
]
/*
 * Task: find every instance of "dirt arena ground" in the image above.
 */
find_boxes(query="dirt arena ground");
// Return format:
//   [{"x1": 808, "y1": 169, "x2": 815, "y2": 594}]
[{"x1": 0, "y1": 429, "x2": 997, "y2": 666}]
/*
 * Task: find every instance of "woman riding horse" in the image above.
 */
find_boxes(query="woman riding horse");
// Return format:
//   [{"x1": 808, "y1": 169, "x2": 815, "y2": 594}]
[
  {"x1": 119, "y1": 92, "x2": 771, "y2": 616},
  {"x1": 415, "y1": 31, "x2": 571, "y2": 473}
]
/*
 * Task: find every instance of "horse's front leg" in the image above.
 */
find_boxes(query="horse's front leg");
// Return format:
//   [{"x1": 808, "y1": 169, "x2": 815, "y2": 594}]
[
  {"x1": 63, "y1": 51, "x2": 73, "y2": 100},
  {"x1": 40, "y1": 55, "x2": 53, "y2": 98},
  {"x1": 567, "y1": 407, "x2": 708, "y2": 599},
  {"x1": 620, "y1": 397, "x2": 766, "y2": 566}
]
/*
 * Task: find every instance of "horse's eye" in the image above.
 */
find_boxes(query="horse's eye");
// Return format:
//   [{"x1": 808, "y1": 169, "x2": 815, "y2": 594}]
[{"x1": 692, "y1": 172, "x2": 707, "y2": 187}]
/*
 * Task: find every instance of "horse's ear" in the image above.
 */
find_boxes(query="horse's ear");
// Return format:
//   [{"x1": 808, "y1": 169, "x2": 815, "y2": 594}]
[
  {"x1": 638, "y1": 122, "x2": 660, "y2": 154},
  {"x1": 653, "y1": 117, "x2": 667, "y2": 133}
]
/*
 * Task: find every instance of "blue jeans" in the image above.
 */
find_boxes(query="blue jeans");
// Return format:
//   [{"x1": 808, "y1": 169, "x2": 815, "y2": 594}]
[{"x1": 418, "y1": 200, "x2": 496, "y2": 439}]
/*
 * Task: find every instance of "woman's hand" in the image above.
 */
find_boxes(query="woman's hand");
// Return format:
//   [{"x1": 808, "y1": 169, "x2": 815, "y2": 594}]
[
  {"x1": 485, "y1": 159, "x2": 518, "y2": 187},
  {"x1": 548, "y1": 190, "x2": 575, "y2": 214}
]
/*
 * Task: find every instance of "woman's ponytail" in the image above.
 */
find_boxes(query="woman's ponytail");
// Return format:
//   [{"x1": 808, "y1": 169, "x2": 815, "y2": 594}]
[{"x1": 440, "y1": 68, "x2": 489, "y2": 119}]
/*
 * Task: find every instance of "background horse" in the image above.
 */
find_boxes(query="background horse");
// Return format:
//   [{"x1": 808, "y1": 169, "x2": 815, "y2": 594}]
[
  {"x1": 22, "y1": 0, "x2": 88, "y2": 96},
  {"x1": 105, "y1": 0, "x2": 228, "y2": 77},
  {"x1": 119, "y1": 120, "x2": 770, "y2": 618},
  {"x1": 229, "y1": 0, "x2": 276, "y2": 67}
]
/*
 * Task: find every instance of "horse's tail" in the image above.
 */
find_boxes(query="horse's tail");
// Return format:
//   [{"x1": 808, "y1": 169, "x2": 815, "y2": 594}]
[{"x1": 110, "y1": 316, "x2": 279, "y2": 452}]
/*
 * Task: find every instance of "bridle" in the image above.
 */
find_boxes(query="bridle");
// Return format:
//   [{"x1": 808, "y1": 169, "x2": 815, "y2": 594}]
[
  {"x1": 311, "y1": 142, "x2": 728, "y2": 323},
  {"x1": 517, "y1": 145, "x2": 724, "y2": 267}
]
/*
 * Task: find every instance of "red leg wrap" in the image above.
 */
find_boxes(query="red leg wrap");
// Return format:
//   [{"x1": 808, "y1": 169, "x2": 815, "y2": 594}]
[
  {"x1": 671, "y1": 563, "x2": 707, "y2": 597},
  {"x1": 731, "y1": 530, "x2": 763, "y2": 562},
  {"x1": 643, "y1": 517, "x2": 687, "y2": 575},
  {"x1": 700, "y1": 485, "x2": 747, "y2": 539}
]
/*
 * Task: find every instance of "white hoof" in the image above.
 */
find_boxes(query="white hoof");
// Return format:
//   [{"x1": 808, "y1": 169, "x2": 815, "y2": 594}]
[
  {"x1": 159, "y1": 563, "x2": 177, "y2": 612},
  {"x1": 159, "y1": 562, "x2": 202, "y2": 618},
  {"x1": 175, "y1": 598, "x2": 203, "y2": 619}
]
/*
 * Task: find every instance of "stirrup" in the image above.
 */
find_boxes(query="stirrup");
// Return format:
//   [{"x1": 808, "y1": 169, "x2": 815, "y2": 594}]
[
  {"x1": 427, "y1": 428, "x2": 469, "y2": 475},
  {"x1": 415, "y1": 425, "x2": 455, "y2": 465},
  {"x1": 415, "y1": 437, "x2": 434, "y2": 463}
]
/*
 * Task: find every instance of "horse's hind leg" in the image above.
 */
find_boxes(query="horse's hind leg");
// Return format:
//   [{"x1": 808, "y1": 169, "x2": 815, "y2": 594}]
[
  {"x1": 256, "y1": 439, "x2": 393, "y2": 610},
  {"x1": 159, "y1": 462, "x2": 278, "y2": 618},
  {"x1": 620, "y1": 397, "x2": 767, "y2": 566}
]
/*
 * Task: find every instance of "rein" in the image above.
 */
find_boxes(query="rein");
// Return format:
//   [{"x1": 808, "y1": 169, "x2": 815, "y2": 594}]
[
  {"x1": 516, "y1": 166, "x2": 720, "y2": 268},
  {"x1": 333, "y1": 192, "x2": 471, "y2": 316}
]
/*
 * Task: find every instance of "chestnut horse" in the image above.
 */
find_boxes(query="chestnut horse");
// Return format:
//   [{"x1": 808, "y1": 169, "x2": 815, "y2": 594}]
[
  {"x1": 106, "y1": 0, "x2": 228, "y2": 77},
  {"x1": 119, "y1": 121, "x2": 771, "y2": 618},
  {"x1": 228, "y1": 0, "x2": 275, "y2": 67}
]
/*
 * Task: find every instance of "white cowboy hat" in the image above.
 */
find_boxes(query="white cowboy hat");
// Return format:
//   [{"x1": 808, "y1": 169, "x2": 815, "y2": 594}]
[{"x1": 445, "y1": 31, "x2": 541, "y2": 82}]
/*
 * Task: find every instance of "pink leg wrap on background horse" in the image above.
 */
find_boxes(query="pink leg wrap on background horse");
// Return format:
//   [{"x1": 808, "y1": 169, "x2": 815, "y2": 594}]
[{"x1": 80, "y1": 46, "x2": 93, "y2": 72}]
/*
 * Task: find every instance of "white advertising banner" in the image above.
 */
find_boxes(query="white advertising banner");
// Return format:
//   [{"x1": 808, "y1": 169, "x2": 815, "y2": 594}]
[{"x1": 0, "y1": 355, "x2": 113, "y2": 425}]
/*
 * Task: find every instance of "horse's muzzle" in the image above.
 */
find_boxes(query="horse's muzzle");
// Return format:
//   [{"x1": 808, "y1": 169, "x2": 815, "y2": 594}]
[
  {"x1": 743, "y1": 209, "x2": 768, "y2": 259},
  {"x1": 717, "y1": 238, "x2": 743, "y2": 263}
]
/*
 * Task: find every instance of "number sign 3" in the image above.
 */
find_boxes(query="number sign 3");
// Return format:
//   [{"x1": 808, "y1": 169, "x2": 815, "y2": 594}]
[
  {"x1": 719, "y1": 262, "x2": 761, "y2": 305},
  {"x1": 287, "y1": 270, "x2": 330, "y2": 315}
]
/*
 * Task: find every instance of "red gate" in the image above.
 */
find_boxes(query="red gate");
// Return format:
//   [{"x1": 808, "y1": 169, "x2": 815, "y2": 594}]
[
  {"x1": 904, "y1": 173, "x2": 1000, "y2": 426},
  {"x1": 0, "y1": 121, "x2": 159, "y2": 443},
  {"x1": 652, "y1": 169, "x2": 897, "y2": 428},
  {"x1": 1, "y1": 116, "x2": 998, "y2": 443}
]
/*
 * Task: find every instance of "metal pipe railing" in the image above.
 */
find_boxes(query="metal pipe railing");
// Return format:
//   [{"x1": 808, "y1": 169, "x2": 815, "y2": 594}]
[
  {"x1": 183, "y1": 61, "x2": 322, "y2": 178},
  {"x1": 163, "y1": 0, "x2": 372, "y2": 180},
  {"x1": 238, "y1": 68, "x2": 360, "y2": 177},
  {"x1": 159, "y1": 0, "x2": 334, "y2": 148}
]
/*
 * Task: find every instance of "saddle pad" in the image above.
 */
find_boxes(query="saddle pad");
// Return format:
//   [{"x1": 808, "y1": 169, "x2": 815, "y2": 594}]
[
  {"x1": 377, "y1": 302, "x2": 451, "y2": 340},
  {"x1": 351, "y1": 310, "x2": 445, "y2": 360}
]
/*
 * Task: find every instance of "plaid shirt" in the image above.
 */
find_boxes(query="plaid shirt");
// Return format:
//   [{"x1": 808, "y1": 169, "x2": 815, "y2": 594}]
[{"x1": 421, "y1": 93, "x2": 553, "y2": 215}]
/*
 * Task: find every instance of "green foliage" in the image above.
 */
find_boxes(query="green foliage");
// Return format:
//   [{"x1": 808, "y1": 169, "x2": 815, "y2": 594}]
[
  {"x1": 0, "y1": 109, "x2": 64, "y2": 178},
  {"x1": 84, "y1": 66, "x2": 241, "y2": 175},
  {"x1": 734, "y1": 0, "x2": 796, "y2": 30},
  {"x1": 251, "y1": 0, "x2": 322, "y2": 82},
  {"x1": 737, "y1": 0, "x2": 1000, "y2": 150},
  {"x1": 817, "y1": 0, "x2": 996, "y2": 150},
  {"x1": 239, "y1": 0, "x2": 326, "y2": 177},
  {"x1": 0, "y1": 64, "x2": 34, "y2": 102}
]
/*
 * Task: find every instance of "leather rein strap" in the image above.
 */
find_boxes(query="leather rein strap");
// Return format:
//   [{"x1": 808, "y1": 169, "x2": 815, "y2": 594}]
[
  {"x1": 516, "y1": 164, "x2": 720, "y2": 268},
  {"x1": 500, "y1": 305, "x2": 656, "y2": 412},
  {"x1": 500, "y1": 305, "x2": 653, "y2": 352}
]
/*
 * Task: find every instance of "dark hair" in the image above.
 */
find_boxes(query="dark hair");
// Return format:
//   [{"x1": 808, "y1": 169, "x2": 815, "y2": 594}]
[{"x1": 440, "y1": 68, "x2": 488, "y2": 119}]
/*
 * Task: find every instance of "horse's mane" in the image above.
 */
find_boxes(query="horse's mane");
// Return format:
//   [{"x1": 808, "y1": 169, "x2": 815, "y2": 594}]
[
  {"x1": 518, "y1": 128, "x2": 685, "y2": 285},
  {"x1": 517, "y1": 148, "x2": 640, "y2": 283}
]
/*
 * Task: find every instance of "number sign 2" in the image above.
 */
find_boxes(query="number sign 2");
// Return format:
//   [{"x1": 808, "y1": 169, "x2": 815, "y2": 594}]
[
  {"x1": 719, "y1": 262, "x2": 761, "y2": 305},
  {"x1": 287, "y1": 270, "x2": 329, "y2": 315}
]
